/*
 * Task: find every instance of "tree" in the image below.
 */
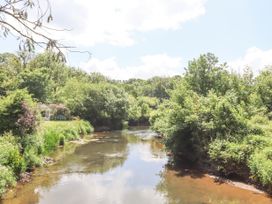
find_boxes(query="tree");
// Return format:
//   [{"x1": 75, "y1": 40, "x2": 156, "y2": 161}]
[
  {"x1": 128, "y1": 96, "x2": 159, "y2": 125},
  {"x1": 256, "y1": 67, "x2": 272, "y2": 113},
  {"x1": 185, "y1": 53, "x2": 231, "y2": 96},
  {"x1": 0, "y1": 0, "x2": 67, "y2": 60},
  {"x1": 79, "y1": 83, "x2": 129, "y2": 129},
  {"x1": 0, "y1": 89, "x2": 38, "y2": 136},
  {"x1": 18, "y1": 67, "x2": 53, "y2": 102},
  {"x1": 59, "y1": 80, "x2": 129, "y2": 129},
  {"x1": 27, "y1": 52, "x2": 70, "y2": 101},
  {"x1": 0, "y1": 53, "x2": 22, "y2": 96}
]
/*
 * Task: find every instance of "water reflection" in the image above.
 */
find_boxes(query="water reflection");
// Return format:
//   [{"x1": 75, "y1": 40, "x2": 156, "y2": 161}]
[
  {"x1": 2, "y1": 127, "x2": 272, "y2": 204},
  {"x1": 156, "y1": 169, "x2": 272, "y2": 204}
]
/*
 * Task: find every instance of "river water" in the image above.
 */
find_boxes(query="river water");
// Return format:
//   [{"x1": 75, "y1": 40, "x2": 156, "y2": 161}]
[{"x1": 1, "y1": 127, "x2": 272, "y2": 204}]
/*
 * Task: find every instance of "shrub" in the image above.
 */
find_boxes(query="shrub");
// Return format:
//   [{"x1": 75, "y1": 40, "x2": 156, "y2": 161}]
[
  {"x1": 16, "y1": 101, "x2": 37, "y2": 135},
  {"x1": 23, "y1": 147, "x2": 42, "y2": 169},
  {"x1": 0, "y1": 133, "x2": 26, "y2": 176},
  {"x1": 18, "y1": 68, "x2": 53, "y2": 102},
  {"x1": 0, "y1": 165, "x2": 16, "y2": 196},
  {"x1": 128, "y1": 96, "x2": 159, "y2": 125},
  {"x1": 249, "y1": 147, "x2": 272, "y2": 188},
  {"x1": 60, "y1": 81, "x2": 129, "y2": 129},
  {"x1": 0, "y1": 89, "x2": 38, "y2": 136},
  {"x1": 208, "y1": 139, "x2": 251, "y2": 176}
]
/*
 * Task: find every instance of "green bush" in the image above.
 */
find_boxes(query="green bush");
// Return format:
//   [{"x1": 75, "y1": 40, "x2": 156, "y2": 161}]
[
  {"x1": 59, "y1": 81, "x2": 129, "y2": 129},
  {"x1": 249, "y1": 147, "x2": 272, "y2": 188},
  {"x1": 18, "y1": 68, "x2": 53, "y2": 102},
  {"x1": 208, "y1": 139, "x2": 251, "y2": 176},
  {"x1": 128, "y1": 96, "x2": 159, "y2": 125},
  {"x1": 149, "y1": 54, "x2": 272, "y2": 192},
  {"x1": 23, "y1": 147, "x2": 42, "y2": 169},
  {"x1": 0, "y1": 165, "x2": 16, "y2": 196},
  {"x1": 0, "y1": 89, "x2": 38, "y2": 136},
  {"x1": 0, "y1": 133, "x2": 26, "y2": 176}
]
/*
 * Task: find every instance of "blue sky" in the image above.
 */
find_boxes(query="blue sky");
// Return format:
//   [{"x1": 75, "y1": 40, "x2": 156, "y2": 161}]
[{"x1": 1, "y1": 0, "x2": 272, "y2": 79}]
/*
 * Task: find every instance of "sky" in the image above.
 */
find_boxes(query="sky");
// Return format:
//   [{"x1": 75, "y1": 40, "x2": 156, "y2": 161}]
[{"x1": 1, "y1": 0, "x2": 272, "y2": 79}]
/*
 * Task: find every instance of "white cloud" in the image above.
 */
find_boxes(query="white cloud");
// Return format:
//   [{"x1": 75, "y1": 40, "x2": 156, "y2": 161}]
[
  {"x1": 81, "y1": 54, "x2": 183, "y2": 80},
  {"x1": 229, "y1": 47, "x2": 272, "y2": 75},
  {"x1": 50, "y1": 0, "x2": 207, "y2": 46}
]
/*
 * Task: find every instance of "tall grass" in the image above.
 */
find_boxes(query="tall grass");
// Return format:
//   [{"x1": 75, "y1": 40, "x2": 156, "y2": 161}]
[
  {"x1": 0, "y1": 120, "x2": 93, "y2": 197},
  {"x1": 39, "y1": 120, "x2": 94, "y2": 153}
]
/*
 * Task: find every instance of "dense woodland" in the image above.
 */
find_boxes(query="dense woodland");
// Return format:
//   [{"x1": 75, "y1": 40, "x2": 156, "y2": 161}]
[{"x1": 0, "y1": 51, "x2": 272, "y2": 195}]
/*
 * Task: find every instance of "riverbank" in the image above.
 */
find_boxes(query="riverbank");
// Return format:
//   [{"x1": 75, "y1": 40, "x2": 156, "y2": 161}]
[{"x1": 0, "y1": 120, "x2": 93, "y2": 198}]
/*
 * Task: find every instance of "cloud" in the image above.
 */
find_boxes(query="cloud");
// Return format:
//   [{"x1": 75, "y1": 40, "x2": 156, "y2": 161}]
[
  {"x1": 229, "y1": 47, "x2": 272, "y2": 75},
  {"x1": 50, "y1": 0, "x2": 207, "y2": 46},
  {"x1": 80, "y1": 54, "x2": 183, "y2": 80}
]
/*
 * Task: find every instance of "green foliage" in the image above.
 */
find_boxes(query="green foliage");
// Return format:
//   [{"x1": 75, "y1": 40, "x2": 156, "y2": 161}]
[
  {"x1": 123, "y1": 76, "x2": 179, "y2": 99},
  {"x1": 256, "y1": 67, "x2": 272, "y2": 113},
  {"x1": 23, "y1": 147, "x2": 43, "y2": 169},
  {"x1": 0, "y1": 120, "x2": 93, "y2": 197},
  {"x1": 208, "y1": 118, "x2": 272, "y2": 182},
  {"x1": 0, "y1": 53, "x2": 22, "y2": 96},
  {"x1": 82, "y1": 83, "x2": 129, "y2": 129},
  {"x1": 249, "y1": 147, "x2": 272, "y2": 187},
  {"x1": 152, "y1": 81, "x2": 251, "y2": 161},
  {"x1": 0, "y1": 165, "x2": 16, "y2": 196},
  {"x1": 42, "y1": 129, "x2": 60, "y2": 153},
  {"x1": 150, "y1": 100, "x2": 175, "y2": 134},
  {"x1": 60, "y1": 81, "x2": 129, "y2": 129},
  {"x1": 18, "y1": 68, "x2": 53, "y2": 102},
  {"x1": 57, "y1": 78, "x2": 91, "y2": 114},
  {"x1": 128, "y1": 96, "x2": 159, "y2": 125},
  {"x1": 0, "y1": 68, "x2": 18, "y2": 96},
  {"x1": 39, "y1": 120, "x2": 93, "y2": 153},
  {"x1": 0, "y1": 89, "x2": 38, "y2": 136},
  {"x1": 151, "y1": 53, "x2": 272, "y2": 191},
  {"x1": 0, "y1": 133, "x2": 26, "y2": 176},
  {"x1": 208, "y1": 139, "x2": 251, "y2": 176},
  {"x1": 185, "y1": 53, "x2": 231, "y2": 96},
  {"x1": 26, "y1": 52, "x2": 71, "y2": 102}
]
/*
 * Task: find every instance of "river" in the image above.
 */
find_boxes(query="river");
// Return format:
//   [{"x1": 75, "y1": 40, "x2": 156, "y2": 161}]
[{"x1": 1, "y1": 127, "x2": 272, "y2": 204}]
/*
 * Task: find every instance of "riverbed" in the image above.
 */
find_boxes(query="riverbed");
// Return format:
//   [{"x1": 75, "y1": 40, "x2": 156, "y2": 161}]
[{"x1": 1, "y1": 127, "x2": 272, "y2": 204}]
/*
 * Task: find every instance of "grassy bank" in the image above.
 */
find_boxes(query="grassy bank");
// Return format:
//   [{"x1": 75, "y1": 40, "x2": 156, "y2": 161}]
[{"x1": 0, "y1": 120, "x2": 93, "y2": 197}]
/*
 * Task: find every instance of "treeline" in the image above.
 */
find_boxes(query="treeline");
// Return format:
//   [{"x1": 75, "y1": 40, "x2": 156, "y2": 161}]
[
  {"x1": 0, "y1": 51, "x2": 179, "y2": 130},
  {"x1": 150, "y1": 53, "x2": 272, "y2": 191}
]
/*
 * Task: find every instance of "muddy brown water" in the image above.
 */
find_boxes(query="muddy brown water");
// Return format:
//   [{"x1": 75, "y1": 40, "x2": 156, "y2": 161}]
[{"x1": 1, "y1": 127, "x2": 272, "y2": 204}]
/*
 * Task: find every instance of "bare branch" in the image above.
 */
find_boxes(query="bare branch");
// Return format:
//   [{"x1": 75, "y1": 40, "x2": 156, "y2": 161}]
[{"x1": 0, "y1": 0, "x2": 72, "y2": 61}]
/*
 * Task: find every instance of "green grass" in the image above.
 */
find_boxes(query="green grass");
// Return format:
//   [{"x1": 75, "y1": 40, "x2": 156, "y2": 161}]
[
  {"x1": 38, "y1": 120, "x2": 94, "y2": 153},
  {"x1": 0, "y1": 120, "x2": 93, "y2": 197}
]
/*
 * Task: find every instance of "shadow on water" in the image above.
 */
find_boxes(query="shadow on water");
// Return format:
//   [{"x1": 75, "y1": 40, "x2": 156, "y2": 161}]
[{"x1": 171, "y1": 167, "x2": 205, "y2": 180}]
